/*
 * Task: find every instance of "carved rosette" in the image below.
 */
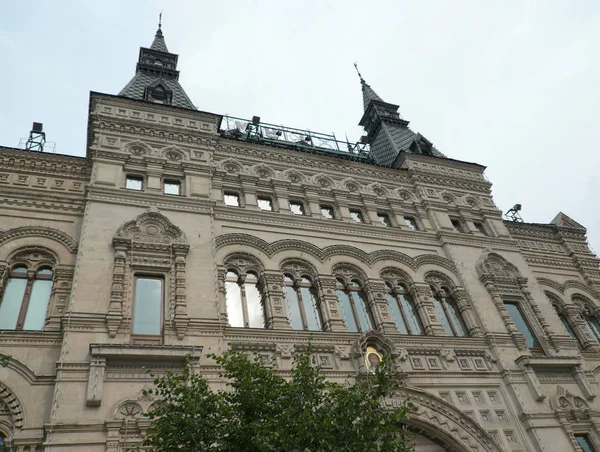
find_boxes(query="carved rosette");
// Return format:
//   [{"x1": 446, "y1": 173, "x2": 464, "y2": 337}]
[{"x1": 107, "y1": 208, "x2": 190, "y2": 340}]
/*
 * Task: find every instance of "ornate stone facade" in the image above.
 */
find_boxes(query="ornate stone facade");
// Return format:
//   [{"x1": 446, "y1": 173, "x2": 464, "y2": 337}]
[{"x1": 1, "y1": 28, "x2": 600, "y2": 452}]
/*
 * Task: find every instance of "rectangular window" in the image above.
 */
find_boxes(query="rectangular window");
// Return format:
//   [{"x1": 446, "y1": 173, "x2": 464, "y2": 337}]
[
  {"x1": 404, "y1": 216, "x2": 419, "y2": 231},
  {"x1": 320, "y1": 205, "x2": 334, "y2": 219},
  {"x1": 257, "y1": 196, "x2": 273, "y2": 211},
  {"x1": 450, "y1": 218, "x2": 464, "y2": 233},
  {"x1": 504, "y1": 302, "x2": 541, "y2": 351},
  {"x1": 163, "y1": 180, "x2": 181, "y2": 195},
  {"x1": 290, "y1": 201, "x2": 305, "y2": 215},
  {"x1": 133, "y1": 277, "x2": 163, "y2": 336},
  {"x1": 224, "y1": 192, "x2": 241, "y2": 207},
  {"x1": 126, "y1": 176, "x2": 143, "y2": 191},
  {"x1": 575, "y1": 435, "x2": 597, "y2": 452},
  {"x1": 377, "y1": 213, "x2": 391, "y2": 227},
  {"x1": 349, "y1": 209, "x2": 364, "y2": 223},
  {"x1": 473, "y1": 222, "x2": 488, "y2": 236}
]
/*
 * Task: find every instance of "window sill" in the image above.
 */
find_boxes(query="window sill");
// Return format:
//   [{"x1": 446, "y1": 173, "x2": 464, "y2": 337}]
[{"x1": 89, "y1": 343, "x2": 201, "y2": 362}]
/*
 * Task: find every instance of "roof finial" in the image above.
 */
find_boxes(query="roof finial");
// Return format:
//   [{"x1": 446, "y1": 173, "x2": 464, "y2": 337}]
[
  {"x1": 158, "y1": 11, "x2": 162, "y2": 29},
  {"x1": 353, "y1": 62, "x2": 365, "y2": 84}
]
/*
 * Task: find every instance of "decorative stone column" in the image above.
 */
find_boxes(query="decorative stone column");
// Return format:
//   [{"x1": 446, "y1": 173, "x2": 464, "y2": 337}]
[
  {"x1": 315, "y1": 276, "x2": 347, "y2": 332},
  {"x1": 106, "y1": 240, "x2": 128, "y2": 338},
  {"x1": 365, "y1": 279, "x2": 397, "y2": 334},
  {"x1": 451, "y1": 287, "x2": 482, "y2": 338},
  {"x1": 172, "y1": 243, "x2": 190, "y2": 339},
  {"x1": 260, "y1": 270, "x2": 291, "y2": 330},
  {"x1": 564, "y1": 305, "x2": 598, "y2": 352},
  {"x1": 409, "y1": 282, "x2": 446, "y2": 336},
  {"x1": 46, "y1": 266, "x2": 74, "y2": 331}
]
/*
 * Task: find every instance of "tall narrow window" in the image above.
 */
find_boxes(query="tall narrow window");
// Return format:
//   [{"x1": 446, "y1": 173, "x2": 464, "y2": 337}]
[
  {"x1": 584, "y1": 315, "x2": 600, "y2": 343},
  {"x1": 473, "y1": 222, "x2": 488, "y2": 236},
  {"x1": 336, "y1": 279, "x2": 373, "y2": 333},
  {"x1": 575, "y1": 435, "x2": 598, "y2": 452},
  {"x1": 376, "y1": 213, "x2": 391, "y2": 227},
  {"x1": 504, "y1": 302, "x2": 541, "y2": 351},
  {"x1": 224, "y1": 271, "x2": 265, "y2": 328},
  {"x1": 404, "y1": 217, "x2": 419, "y2": 231},
  {"x1": 283, "y1": 275, "x2": 322, "y2": 331},
  {"x1": 126, "y1": 175, "x2": 143, "y2": 191},
  {"x1": 257, "y1": 196, "x2": 273, "y2": 211},
  {"x1": 385, "y1": 282, "x2": 423, "y2": 335},
  {"x1": 133, "y1": 277, "x2": 163, "y2": 336},
  {"x1": 320, "y1": 205, "x2": 334, "y2": 219},
  {"x1": 432, "y1": 288, "x2": 468, "y2": 337},
  {"x1": 450, "y1": 218, "x2": 464, "y2": 233},
  {"x1": 0, "y1": 265, "x2": 53, "y2": 331},
  {"x1": 0, "y1": 433, "x2": 6, "y2": 452}
]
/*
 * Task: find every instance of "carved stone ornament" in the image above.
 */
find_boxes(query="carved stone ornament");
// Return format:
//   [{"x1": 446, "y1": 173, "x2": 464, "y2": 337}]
[
  {"x1": 107, "y1": 208, "x2": 190, "y2": 339},
  {"x1": 549, "y1": 386, "x2": 590, "y2": 423}
]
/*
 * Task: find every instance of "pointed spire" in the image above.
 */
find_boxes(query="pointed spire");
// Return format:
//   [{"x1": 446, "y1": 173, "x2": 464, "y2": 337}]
[
  {"x1": 354, "y1": 63, "x2": 384, "y2": 111},
  {"x1": 150, "y1": 12, "x2": 169, "y2": 53}
]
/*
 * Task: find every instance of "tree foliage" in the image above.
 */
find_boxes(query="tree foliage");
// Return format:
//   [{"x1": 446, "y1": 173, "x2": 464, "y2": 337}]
[{"x1": 141, "y1": 348, "x2": 414, "y2": 451}]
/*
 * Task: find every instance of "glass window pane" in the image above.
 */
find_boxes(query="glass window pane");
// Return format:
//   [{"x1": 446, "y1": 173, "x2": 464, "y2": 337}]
[
  {"x1": 320, "y1": 206, "x2": 333, "y2": 219},
  {"x1": 300, "y1": 287, "x2": 322, "y2": 331},
  {"x1": 377, "y1": 213, "x2": 391, "y2": 227},
  {"x1": 575, "y1": 435, "x2": 597, "y2": 452},
  {"x1": 353, "y1": 290, "x2": 372, "y2": 332},
  {"x1": 133, "y1": 278, "x2": 162, "y2": 335},
  {"x1": 585, "y1": 319, "x2": 600, "y2": 343},
  {"x1": 505, "y1": 303, "x2": 539, "y2": 348},
  {"x1": 450, "y1": 218, "x2": 463, "y2": 233},
  {"x1": 126, "y1": 177, "x2": 143, "y2": 191},
  {"x1": 290, "y1": 202, "x2": 305, "y2": 215},
  {"x1": 386, "y1": 293, "x2": 409, "y2": 334},
  {"x1": 559, "y1": 315, "x2": 577, "y2": 340},
  {"x1": 349, "y1": 210, "x2": 364, "y2": 223},
  {"x1": 257, "y1": 197, "x2": 273, "y2": 211},
  {"x1": 0, "y1": 277, "x2": 27, "y2": 329},
  {"x1": 224, "y1": 193, "x2": 240, "y2": 207},
  {"x1": 400, "y1": 294, "x2": 423, "y2": 335},
  {"x1": 244, "y1": 281, "x2": 264, "y2": 328},
  {"x1": 164, "y1": 181, "x2": 181, "y2": 195},
  {"x1": 284, "y1": 286, "x2": 303, "y2": 330},
  {"x1": 404, "y1": 217, "x2": 419, "y2": 230},
  {"x1": 433, "y1": 297, "x2": 453, "y2": 336},
  {"x1": 225, "y1": 281, "x2": 244, "y2": 327},
  {"x1": 444, "y1": 297, "x2": 467, "y2": 337},
  {"x1": 37, "y1": 268, "x2": 53, "y2": 276},
  {"x1": 336, "y1": 289, "x2": 358, "y2": 333},
  {"x1": 22, "y1": 279, "x2": 52, "y2": 330},
  {"x1": 587, "y1": 317, "x2": 600, "y2": 341},
  {"x1": 11, "y1": 266, "x2": 28, "y2": 274}
]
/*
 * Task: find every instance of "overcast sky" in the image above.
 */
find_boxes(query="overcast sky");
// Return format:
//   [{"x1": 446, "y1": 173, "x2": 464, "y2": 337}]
[{"x1": 1, "y1": 1, "x2": 599, "y2": 254}]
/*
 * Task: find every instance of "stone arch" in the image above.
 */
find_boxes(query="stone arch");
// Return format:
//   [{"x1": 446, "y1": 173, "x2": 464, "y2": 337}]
[
  {"x1": 388, "y1": 386, "x2": 503, "y2": 452},
  {"x1": 218, "y1": 158, "x2": 245, "y2": 175},
  {"x1": 464, "y1": 195, "x2": 482, "y2": 209},
  {"x1": 251, "y1": 164, "x2": 276, "y2": 180},
  {"x1": 279, "y1": 258, "x2": 319, "y2": 280},
  {"x1": 395, "y1": 188, "x2": 415, "y2": 202},
  {"x1": 331, "y1": 262, "x2": 369, "y2": 285},
  {"x1": 282, "y1": 169, "x2": 306, "y2": 184},
  {"x1": 0, "y1": 382, "x2": 24, "y2": 430},
  {"x1": 440, "y1": 191, "x2": 458, "y2": 205},
  {"x1": 160, "y1": 145, "x2": 187, "y2": 162},
  {"x1": 312, "y1": 173, "x2": 335, "y2": 189},
  {"x1": 380, "y1": 266, "x2": 414, "y2": 286},
  {"x1": 475, "y1": 249, "x2": 522, "y2": 284},
  {"x1": 114, "y1": 208, "x2": 187, "y2": 244},
  {"x1": 366, "y1": 182, "x2": 389, "y2": 197},
  {"x1": 424, "y1": 270, "x2": 458, "y2": 293},
  {"x1": 341, "y1": 177, "x2": 361, "y2": 193},
  {"x1": 6, "y1": 246, "x2": 58, "y2": 271},
  {"x1": 223, "y1": 252, "x2": 265, "y2": 276},
  {"x1": 0, "y1": 226, "x2": 78, "y2": 254},
  {"x1": 123, "y1": 139, "x2": 152, "y2": 157}
]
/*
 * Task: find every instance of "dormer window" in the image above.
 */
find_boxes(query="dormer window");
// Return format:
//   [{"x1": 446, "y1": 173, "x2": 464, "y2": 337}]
[
  {"x1": 154, "y1": 59, "x2": 164, "y2": 67},
  {"x1": 144, "y1": 83, "x2": 173, "y2": 105}
]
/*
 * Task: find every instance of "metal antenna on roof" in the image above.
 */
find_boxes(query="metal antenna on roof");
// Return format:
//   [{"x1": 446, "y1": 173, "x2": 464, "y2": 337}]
[
  {"x1": 353, "y1": 62, "x2": 365, "y2": 84},
  {"x1": 158, "y1": 11, "x2": 162, "y2": 29}
]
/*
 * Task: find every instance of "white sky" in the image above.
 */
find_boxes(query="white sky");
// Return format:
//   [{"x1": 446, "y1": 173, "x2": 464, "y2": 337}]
[{"x1": 1, "y1": 1, "x2": 599, "y2": 254}]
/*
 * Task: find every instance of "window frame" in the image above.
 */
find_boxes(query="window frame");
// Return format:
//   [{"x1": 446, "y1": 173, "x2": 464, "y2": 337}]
[
  {"x1": 224, "y1": 270, "x2": 265, "y2": 329},
  {"x1": 385, "y1": 282, "x2": 423, "y2": 335},
  {"x1": 376, "y1": 212, "x2": 392, "y2": 227},
  {"x1": 163, "y1": 179, "x2": 182, "y2": 196},
  {"x1": 283, "y1": 274, "x2": 323, "y2": 331},
  {"x1": 504, "y1": 301, "x2": 543, "y2": 353},
  {"x1": 431, "y1": 287, "x2": 469, "y2": 338},
  {"x1": 574, "y1": 434, "x2": 598, "y2": 452},
  {"x1": 0, "y1": 265, "x2": 53, "y2": 331},
  {"x1": 289, "y1": 200, "x2": 306, "y2": 215},
  {"x1": 131, "y1": 274, "x2": 164, "y2": 343},
  {"x1": 257, "y1": 195, "x2": 274, "y2": 212},
  {"x1": 449, "y1": 217, "x2": 465, "y2": 233},
  {"x1": 319, "y1": 204, "x2": 335, "y2": 220},
  {"x1": 335, "y1": 278, "x2": 373, "y2": 333},
  {"x1": 349, "y1": 208, "x2": 365, "y2": 224},
  {"x1": 473, "y1": 221, "x2": 489, "y2": 236},
  {"x1": 223, "y1": 191, "x2": 242, "y2": 207},
  {"x1": 125, "y1": 175, "x2": 144, "y2": 191},
  {"x1": 403, "y1": 216, "x2": 420, "y2": 231}
]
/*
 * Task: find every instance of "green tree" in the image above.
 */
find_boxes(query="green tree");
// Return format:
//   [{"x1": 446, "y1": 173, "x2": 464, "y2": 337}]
[{"x1": 142, "y1": 348, "x2": 414, "y2": 451}]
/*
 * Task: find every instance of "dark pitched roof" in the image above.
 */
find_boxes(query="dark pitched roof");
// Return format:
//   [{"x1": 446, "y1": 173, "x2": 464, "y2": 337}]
[
  {"x1": 361, "y1": 80, "x2": 383, "y2": 111},
  {"x1": 550, "y1": 212, "x2": 586, "y2": 230},
  {"x1": 150, "y1": 28, "x2": 169, "y2": 53},
  {"x1": 119, "y1": 72, "x2": 195, "y2": 110}
]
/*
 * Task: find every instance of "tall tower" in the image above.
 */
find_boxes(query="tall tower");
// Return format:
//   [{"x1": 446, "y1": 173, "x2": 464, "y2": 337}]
[
  {"x1": 119, "y1": 20, "x2": 195, "y2": 109},
  {"x1": 356, "y1": 70, "x2": 444, "y2": 165}
]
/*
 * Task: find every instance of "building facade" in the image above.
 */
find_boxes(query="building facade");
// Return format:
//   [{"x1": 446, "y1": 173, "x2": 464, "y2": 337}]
[{"x1": 1, "y1": 25, "x2": 600, "y2": 452}]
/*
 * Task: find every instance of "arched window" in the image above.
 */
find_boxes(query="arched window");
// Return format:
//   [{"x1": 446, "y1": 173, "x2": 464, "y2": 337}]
[
  {"x1": 546, "y1": 293, "x2": 582, "y2": 348},
  {"x1": 335, "y1": 278, "x2": 373, "y2": 333},
  {"x1": 0, "y1": 433, "x2": 6, "y2": 452},
  {"x1": 224, "y1": 270, "x2": 265, "y2": 328},
  {"x1": 0, "y1": 265, "x2": 53, "y2": 331},
  {"x1": 283, "y1": 274, "x2": 322, "y2": 331},
  {"x1": 431, "y1": 286, "x2": 468, "y2": 337},
  {"x1": 384, "y1": 282, "x2": 423, "y2": 335},
  {"x1": 573, "y1": 295, "x2": 600, "y2": 344}
]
